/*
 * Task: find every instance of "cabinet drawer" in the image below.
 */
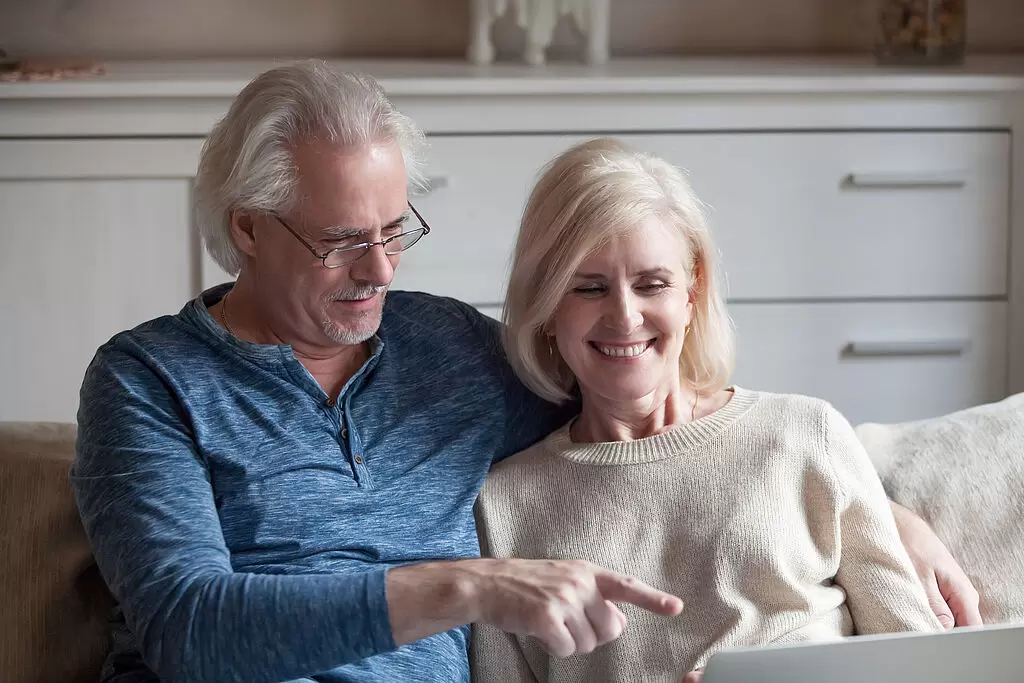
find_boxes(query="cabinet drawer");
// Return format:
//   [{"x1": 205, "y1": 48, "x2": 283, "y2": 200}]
[
  {"x1": 729, "y1": 301, "x2": 1008, "y2": 425},
  {"x1": 396, "y1": 132, "x2": 1010, "y2": 304}
]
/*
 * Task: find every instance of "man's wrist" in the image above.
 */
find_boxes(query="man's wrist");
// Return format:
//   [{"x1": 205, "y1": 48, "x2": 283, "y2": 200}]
[{"x1": 385, "y1": 559, "x2": 488, "y2": 646}]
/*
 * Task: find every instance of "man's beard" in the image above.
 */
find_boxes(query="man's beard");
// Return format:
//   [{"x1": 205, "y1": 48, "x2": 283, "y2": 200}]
[{"x1": 321, "y1": 285, "x2": 388, "y2": 345}]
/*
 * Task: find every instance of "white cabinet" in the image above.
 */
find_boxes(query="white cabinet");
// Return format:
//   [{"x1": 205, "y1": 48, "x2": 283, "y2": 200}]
[
  {"x1": 0, "y1": 139, "x2": 204, "y2": 422},
  {"x1": 1, "y1": 58, "x2": 1021, "y2": 426}
]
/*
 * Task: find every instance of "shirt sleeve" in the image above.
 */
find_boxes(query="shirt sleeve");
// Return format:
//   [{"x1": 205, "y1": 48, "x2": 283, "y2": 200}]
[
  {"x1": 70, "y1": 343, "x2": 396, "y2": 683},
  {"x1": 824, "y1": 404, "x2": 944, "y2": 635}
]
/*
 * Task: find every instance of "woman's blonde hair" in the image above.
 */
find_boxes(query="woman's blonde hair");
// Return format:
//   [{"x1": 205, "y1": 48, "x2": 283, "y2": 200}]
[{"x1": 503, "y1": 138, "x2": 735, "y2": 404}]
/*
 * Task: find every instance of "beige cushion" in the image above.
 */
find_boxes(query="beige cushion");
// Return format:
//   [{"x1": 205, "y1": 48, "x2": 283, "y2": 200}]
[
  {"x1": 855, "y1": 393, "x2": 1024, "y2": 626},
  {"x1": 0, "y1": 422, "x2": 113, "y2": 683}
]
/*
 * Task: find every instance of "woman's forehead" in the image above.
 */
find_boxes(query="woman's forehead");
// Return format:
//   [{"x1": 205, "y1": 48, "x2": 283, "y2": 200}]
[{"x1": 576, "y1": 219, "x2": 689, "y2": 273}]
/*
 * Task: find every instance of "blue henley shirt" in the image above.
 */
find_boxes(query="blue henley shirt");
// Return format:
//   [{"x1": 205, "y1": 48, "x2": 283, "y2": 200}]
[{"x1": 71, "y1": 284, "x2": 570, "y2": 683}]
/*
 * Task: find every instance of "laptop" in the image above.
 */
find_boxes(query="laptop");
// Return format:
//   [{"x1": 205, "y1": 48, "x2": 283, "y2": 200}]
[{"x1": 702, "y1": 623, "x2": 1024, "y2": 683}]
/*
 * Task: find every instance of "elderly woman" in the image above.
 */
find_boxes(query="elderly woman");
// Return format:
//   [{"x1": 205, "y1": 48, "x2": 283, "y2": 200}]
[{"x1": 471, "y1": 138, "x2": 942, "y2": 683}]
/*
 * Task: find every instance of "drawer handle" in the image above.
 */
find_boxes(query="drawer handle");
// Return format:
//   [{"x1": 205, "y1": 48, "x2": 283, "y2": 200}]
[
  {"x1": 842, "y1": 340, "x2": 971, "y2": 358},
  {"x1": 418, "y1": 175, "x2": 449, "y2": 195},
  {"x1": 843, "y1": 172, "x2": 967, "y2": 189}
]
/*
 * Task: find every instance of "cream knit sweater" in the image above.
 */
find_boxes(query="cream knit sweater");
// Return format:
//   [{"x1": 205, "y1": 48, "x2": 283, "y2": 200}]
[{"x1": 472, "y1": 388, "x2": 941, "y2": 683}]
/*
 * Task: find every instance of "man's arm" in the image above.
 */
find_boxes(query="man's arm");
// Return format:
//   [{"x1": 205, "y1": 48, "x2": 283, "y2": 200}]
[
  {"x1": 889, "y1": 501, "x2": 983, "y2": 628},
  {"x1": 72, "y1": 347, "x2": 395, "y2": 683},
  {"x1": 387, "y1": 558, "x2": 674, "y2": 657}
]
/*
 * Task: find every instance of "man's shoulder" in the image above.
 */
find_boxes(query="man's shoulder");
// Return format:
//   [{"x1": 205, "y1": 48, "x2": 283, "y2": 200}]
[
  {"x1": 85, "y1": 301, "x2": 217, "y2": 392},
  {"x1": 383, "y1": 290, "x2": 500, "y2": 347},
  {"x1": 98, "y1": 311, "x2": 203, "y2": 361},
  {"x1": 384, "y1": 290, "x2": 490, "y2": 323}
]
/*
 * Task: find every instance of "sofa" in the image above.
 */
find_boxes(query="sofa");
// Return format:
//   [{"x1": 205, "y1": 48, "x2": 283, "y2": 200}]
[
  {"x1": 2, "y1": 394, "x2": 1023, "y2": 682},
  {"x1": 0, "y1": 422, "x2": 114, "y2": 683}
]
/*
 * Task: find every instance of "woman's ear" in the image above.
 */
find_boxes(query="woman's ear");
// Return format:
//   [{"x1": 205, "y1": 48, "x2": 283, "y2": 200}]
[
  {"x1": 229, "y1": 210, "x2": 258, "y2": 258},
  {"x1": 688, "y1": 259, "x2": 705, "y2": 305}
]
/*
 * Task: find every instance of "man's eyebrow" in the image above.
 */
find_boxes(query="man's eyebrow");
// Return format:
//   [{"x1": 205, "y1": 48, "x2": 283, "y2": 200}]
[{"x1": 320, "y1": 211, "x2": 411, "y2": 239}]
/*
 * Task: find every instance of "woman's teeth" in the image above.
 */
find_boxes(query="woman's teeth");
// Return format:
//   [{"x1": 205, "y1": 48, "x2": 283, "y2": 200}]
[{"x1": 594, "y1": 341, "x2": 653, "y2": 358}]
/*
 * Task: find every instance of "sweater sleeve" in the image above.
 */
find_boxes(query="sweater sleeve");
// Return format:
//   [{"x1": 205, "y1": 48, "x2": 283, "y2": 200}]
[
  {"x1": 472, "y1": 491, "x2": 540, "y2": 683},
  {"x1": 471, "y1": 623, "x2": 539, "y2": 683},
  {"x1": 70, "y1": 345, "x2": 395, "y2": 683},
  {"x1": 824, "y1": 405, "x2": 943, "y2": 635}
]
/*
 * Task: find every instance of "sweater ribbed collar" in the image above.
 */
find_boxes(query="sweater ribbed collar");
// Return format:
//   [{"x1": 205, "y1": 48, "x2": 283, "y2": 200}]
[{"x1": 547, "y1": 387, "x2": 759, "y2": 466}]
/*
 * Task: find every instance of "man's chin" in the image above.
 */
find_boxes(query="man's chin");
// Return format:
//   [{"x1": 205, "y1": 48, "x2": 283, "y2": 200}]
[{"x1": 323, "y1": 309, "x2": 384, "y2": 346}]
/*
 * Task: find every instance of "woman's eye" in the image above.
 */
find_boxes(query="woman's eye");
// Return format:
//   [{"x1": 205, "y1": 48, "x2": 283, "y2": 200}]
[
  {"x1": 572, "y1": 286, "x2": 604, "y2": 296},
  {"x1": 638, "y1": 283, "x2": 669, "y2": 293}
]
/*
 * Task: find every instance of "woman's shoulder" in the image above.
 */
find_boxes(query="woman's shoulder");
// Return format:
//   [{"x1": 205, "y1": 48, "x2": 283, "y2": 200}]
[
  {"x1": 483, "y1": 421, "x2": 574, "y2": 492},
  {"x1": 476, "y1": 422, "x2": 579, "y2": 558},
  {"x1": 735, "y1": 386, "x2": 836, "y2": 423},
  {"x1": 730, "y1": 387, "x2": 851, "y2": 452}
]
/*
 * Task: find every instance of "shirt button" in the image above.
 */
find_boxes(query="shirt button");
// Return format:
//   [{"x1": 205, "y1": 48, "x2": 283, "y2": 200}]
[
  {"x1": 325, "y1": 397, "x2": 336, "y2": 407},
  {"x1": 354, "y1": 454, "x2": 363, "y2": 465},
  {"x1": 340, "y1": 426, "x2": 348, "y2": 439}
]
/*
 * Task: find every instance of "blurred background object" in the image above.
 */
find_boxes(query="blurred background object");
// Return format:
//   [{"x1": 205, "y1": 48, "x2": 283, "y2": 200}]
[
  {"x1": 467, "y1": 0, "x2": 610, "y2": 66},
  {"x1": 876, "y1": 0, "x2": 967, "y2": 65},
  {"x1": 0, "y1": 57, "x2": 104, "y2": 82},
  {"x1": 0, "y1": 0, "x2": 1020, "y2": 61}
]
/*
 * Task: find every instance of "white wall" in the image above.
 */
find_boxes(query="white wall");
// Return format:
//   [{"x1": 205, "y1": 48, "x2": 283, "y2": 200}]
[{"x1": 2, "y1": 0, "x2": 1022, "y2": 60}]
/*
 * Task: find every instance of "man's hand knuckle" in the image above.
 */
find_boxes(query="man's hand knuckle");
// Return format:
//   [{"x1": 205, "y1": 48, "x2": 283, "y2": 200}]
[
  {"x1": 554, "y1": 585, "x2": 577, "y2": 603},
  {"x1": 540, "y1": 602, "x2": 563, "y2": 624}
]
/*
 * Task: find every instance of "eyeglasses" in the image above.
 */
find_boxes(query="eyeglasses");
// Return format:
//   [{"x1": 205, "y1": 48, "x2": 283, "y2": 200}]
[{"x1": 271, "y1": 202, "x2": 431, "y2": 269}]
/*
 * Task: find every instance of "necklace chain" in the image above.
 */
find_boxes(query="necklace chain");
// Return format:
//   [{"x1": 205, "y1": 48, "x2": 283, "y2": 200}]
[{"x1": 219, "y1": 293, "x2": 235, "y2": 337}]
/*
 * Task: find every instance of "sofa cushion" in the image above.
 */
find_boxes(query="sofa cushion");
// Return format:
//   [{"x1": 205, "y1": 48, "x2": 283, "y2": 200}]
[
  {"x1": 0, "y1": 422, "x2": 113, "y2": 683},
  {"x1": 855, "y1": 393, "x2": 1024, "y2": 626}
]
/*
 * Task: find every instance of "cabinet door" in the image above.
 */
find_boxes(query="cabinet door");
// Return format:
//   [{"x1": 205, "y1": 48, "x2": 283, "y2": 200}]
[
  {"x1": 729, "y1": 301, "x2": 1008, "y2": 425},
  {"x1": 0, "y1": 139, "x2": 205, "y2": 422}
]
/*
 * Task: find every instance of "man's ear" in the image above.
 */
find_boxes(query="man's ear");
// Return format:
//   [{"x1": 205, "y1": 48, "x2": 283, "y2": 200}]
[{"x1": 229, "y1": 210, "x2": 258, "y2": 258}]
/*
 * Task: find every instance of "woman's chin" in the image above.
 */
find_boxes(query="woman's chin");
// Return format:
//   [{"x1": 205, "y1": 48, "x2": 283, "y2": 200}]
[{"x1": 582, "y1": 381, "x2": 663, "y2": 405}]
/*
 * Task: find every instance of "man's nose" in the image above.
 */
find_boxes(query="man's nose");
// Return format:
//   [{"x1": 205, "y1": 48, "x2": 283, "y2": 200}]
[{"x1": 349, "y1": 242, "x2": 395, "y2": 287}]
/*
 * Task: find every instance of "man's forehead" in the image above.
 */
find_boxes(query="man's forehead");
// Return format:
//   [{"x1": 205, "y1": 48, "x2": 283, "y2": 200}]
[{"x1": 302, "y1": 207, "x2": 412, "y2": 238}]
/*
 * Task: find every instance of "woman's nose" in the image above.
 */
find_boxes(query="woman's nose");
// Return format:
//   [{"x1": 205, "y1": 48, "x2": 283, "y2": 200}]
[{"x1": 604, "y1": 291, "x2": 643, "y2": 334}]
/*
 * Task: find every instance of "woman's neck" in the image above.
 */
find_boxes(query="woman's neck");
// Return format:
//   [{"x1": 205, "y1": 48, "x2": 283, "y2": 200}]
[{"x1": 570, "y1": 379, "x2": 701, "y2": 443}]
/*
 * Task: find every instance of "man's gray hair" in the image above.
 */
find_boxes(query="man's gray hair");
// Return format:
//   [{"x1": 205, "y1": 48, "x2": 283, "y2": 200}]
[{"x1": 194, "y1": 60, "x2": 427, "y2": 275}]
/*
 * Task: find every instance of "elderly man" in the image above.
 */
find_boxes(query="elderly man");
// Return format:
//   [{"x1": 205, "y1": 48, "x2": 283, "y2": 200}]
[{"x1": 71, "y1": 62, "x2": 980, "y2": 683}]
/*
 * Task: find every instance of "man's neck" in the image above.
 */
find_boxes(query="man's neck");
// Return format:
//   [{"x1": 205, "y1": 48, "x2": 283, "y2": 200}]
[
  {"x1": 218, "y1": 284, "x2": 372, "y2": 400},
  {"x1": 294, "y1": 343, "x2": 371, "y2": 402}
]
